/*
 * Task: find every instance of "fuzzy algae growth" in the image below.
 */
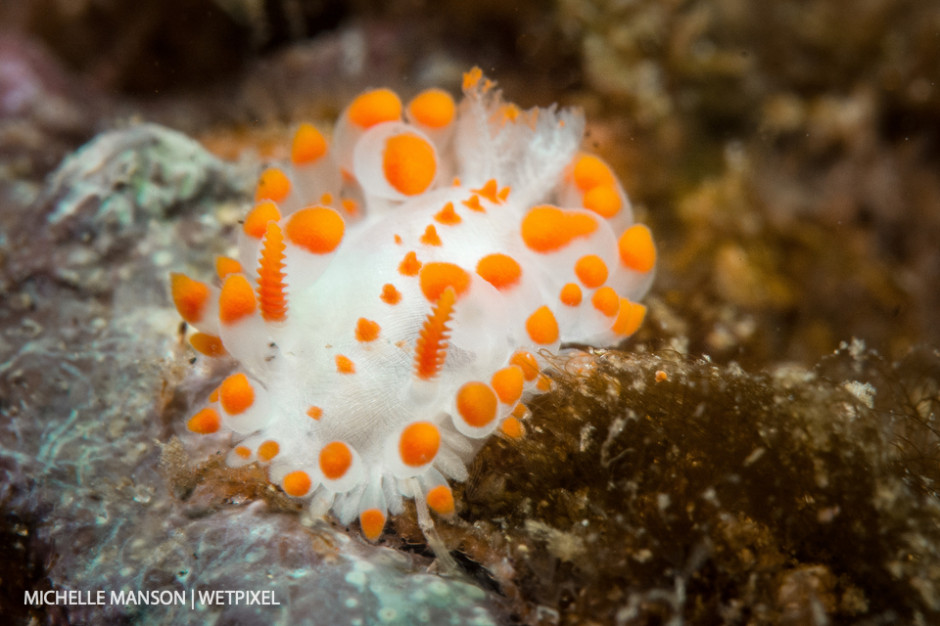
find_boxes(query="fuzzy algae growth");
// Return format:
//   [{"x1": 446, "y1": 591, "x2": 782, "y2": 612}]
[{"x1": 435, "y1": 344, "x2": 940, "y2": 623}]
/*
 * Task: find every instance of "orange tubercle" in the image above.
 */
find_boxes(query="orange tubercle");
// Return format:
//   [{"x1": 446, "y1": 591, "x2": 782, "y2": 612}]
[
  {"x1": 434, "y1": 202, "x2": 461, "y2": 225},
  {"x1": 348, "y1": 88, "x2": 402, "y2": 128},
  {"x1": 220, "y1": 372, "x2": 255, "y2": 415},
  {"x1": 319, "y1": 441, "x2": 353, "y2": 480},
  {"x1": 521, "y1": 206, "x2": 598, "y2": 253},
  {"x1": 254, "y1": 167, "x2": 291, "y2": 203},
  {"x1": 456, "y1": 382, "x2": 498, "y2": 428},
  {"x1": 510, "y1": 351, "x2": 540, "y2": 381},
  {"x1": 360, "y1": 509, "x2": 387, "y2": 541},
  {"x1": 291, "y1": 123, "x2": 328, "y2": 165},
  {"x1": 187, "y1": 407, "x2": 221, "y2": 434},
  {"x1": 500, "y1": 416, "x2": 525, "y2": 439},
  {"x1": 591, "y1": 286, "x2": 619, "y2": 317},
  {"x1": 475, "y1": 253, "x2": 521, "y2": 291},
  {"x1": 512, "y1": 403, "x2": 531, "y2": 419},
  {"x1": 536, "y1": 374, "x2": 553, "y2": 392},
  {"x1": 574, "y1": 254, "x2": 609, "y2": 288},
  {"x1": 380, "y1": 283, "x2": 402, "y2": 305},
  {"x1": 286, "y1": 206, "x2": 345, "y2": 255},
  {"x1": 355, "y1": 318, "x2": 381, "y2": 342},
  {"x1": 426, "y1": 485, "x2": 455, "y2": 516},
  {"x1": 341, "y1": 198, "x2": 359, "y2": 217},
  {"x1": 215, "y1": 256, "x2": 243, "y2": 280},
  {"x1": 243, "y1": 200, "x2": 282, "y2": 239},
  {"x1": 399, "y1": 421, "x2": 440, "y2": 467},
  {"x1": 419, "y1": 262, "x2": 470, "y2": 302},
  {"x1": 408, "y1": 88, "x2": 456, "y2": 128},
  {"x1": 491, "y1": 365, "x2": 524, "y2": 404},
  {"x1": 572, "y1": 154, "x2": 615, "y2": 191},
  {"x1": 398, "y1": 251, "x2": 422, "y2": 276},
  {"x1": 170, "y1": 273, "x2": 210, "y2": 324},
  {"x1": 471, "y1": 179, "x2": 501, "y2": 204},
  {"x1": 258, "y1": 440, "x2": 280, "y2": 462},
  {"x1": 559, "y1": 283, "x2": 583, "y2": 307},
  {"x1": 219, "y1": 274, "x2": 257, "y2": 324},
  {"x1": 383, "y1": 133, "x2": 437, "y2": 196},
  {"x1": 189, "y1": 333, "x2": 226, "y2": 357},
  {"x1": 420, "y1": 224, "x2": 442, "y2": 246},
  {"x1": 525, "y1": 305, "x2": 559, "y2": 345},
  {"x1": 461, "y1": 194, "x2": 485, "y2": 212},
  {"x1": 612, "y1": 299, "x2": 647, "y2": 337},
  {"x1": 583, "y1": 184, "x2": 622, "y2": 218},
  {"x1": 283, "y1": 470, "x2": 311, "y2": 497},
  {"x1": 618, "y1": 224, "x2": 656, "y2": 273},
  {"x1": 335, "y1": 355, "x2": 356, "y2": 374}
]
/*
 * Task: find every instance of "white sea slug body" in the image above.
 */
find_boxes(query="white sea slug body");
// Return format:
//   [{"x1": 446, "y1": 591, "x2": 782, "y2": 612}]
[{"x1": 170, "y1": 68, "x2": 656, "y2": 540}]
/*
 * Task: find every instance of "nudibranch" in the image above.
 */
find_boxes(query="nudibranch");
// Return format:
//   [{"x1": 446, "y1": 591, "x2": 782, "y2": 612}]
[{"x1": 170, "y1": 68, "x2": 656, "y2": 541}]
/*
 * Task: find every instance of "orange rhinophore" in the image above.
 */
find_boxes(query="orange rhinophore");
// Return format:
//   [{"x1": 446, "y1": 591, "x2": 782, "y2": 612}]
[
  {"x1": 257, "y1": 222, "x2": 288, "y2": 322},
  {"x1": 413, "y1": 286, "x2": 456, "y2": 380}
]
